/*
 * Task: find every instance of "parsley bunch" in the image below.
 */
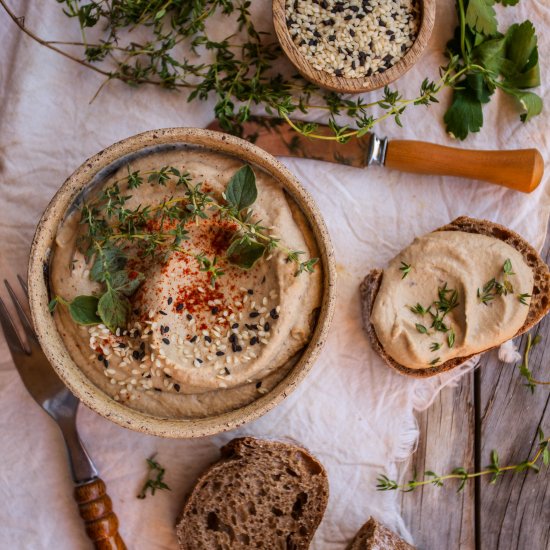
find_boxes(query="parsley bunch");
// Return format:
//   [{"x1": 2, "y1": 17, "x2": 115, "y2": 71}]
[{"x1": 444, "y1": 0, "x2": 542, "y2": 139}]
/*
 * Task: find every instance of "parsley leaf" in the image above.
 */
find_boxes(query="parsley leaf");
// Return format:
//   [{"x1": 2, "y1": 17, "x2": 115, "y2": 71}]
[
  {"x1": 444, "y1": 88, "x2": 484, "y2": 140},
  {"x1": 466, "y1": 0, "x2": 497, "y2": 36}
]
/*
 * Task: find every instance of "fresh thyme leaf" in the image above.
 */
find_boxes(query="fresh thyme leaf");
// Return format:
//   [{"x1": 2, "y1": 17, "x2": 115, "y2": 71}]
[
  {"x1": 430, "y1": 342, "x2": 442, "y2": 352},
  {"x1": 196, "y1": 254, "x2": 225, "y2": 286},
  {"x1": 226, "y1": 239, "x2": 265, "y2": 269},
  {"x1": 399, "y1": 261, "x2": 412, "y2": 279},
  {"x1": 429, "y1": 357, "x2": 441, "y2": 366},
  {"x1": 503, "y1": 259, "x2": 514, "y2": 275},
  {"x1": 225, "y1": 165, "x2": 257, "y2": 211},
  {"x1": 518, "y1": 293, "x2": 531, "y2": 305},
  {"x1": 410, "y1": 303, "x2": 427, "y2": 315},
  {"x1": 448, "y1": 329, "x2": 456, "y2": 348},
  {"x1": 517, "y1": 332, "x2": 548, "y2": 392},
  {"x1": 97, "y1": 289, "x2": 131, "y2": 332},
  {"x1": 137, "y1": 455, "x2": 170, "y2": 499},
  {"x1": 68, "y1": 295, "x2": 101, "y2": 325},
  {"x1": 295, "y1": 258, "x2": 319, "y2": 276},
  {"x1": 416, "y1": 323, "x2": 428, "y2": 334}
]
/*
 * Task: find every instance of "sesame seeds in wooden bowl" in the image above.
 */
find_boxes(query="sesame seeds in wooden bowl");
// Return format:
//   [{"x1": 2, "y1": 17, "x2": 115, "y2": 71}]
[{"x1": 273, "y1": 0, "x2": 435, "y2": 93}]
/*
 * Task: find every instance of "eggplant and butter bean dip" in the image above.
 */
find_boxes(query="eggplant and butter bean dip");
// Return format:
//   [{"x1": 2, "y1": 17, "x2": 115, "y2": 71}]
[
  {"x1": 50, "y1": 149, "x2": 322, "y2": 418},
  {"x1": 286, "y1": 0, "x2": 420, "y2": 78}
]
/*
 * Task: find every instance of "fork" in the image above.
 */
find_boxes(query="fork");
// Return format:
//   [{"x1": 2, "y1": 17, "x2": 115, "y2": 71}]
[{"x1": 0, "y1": 276, "x2": 126, "y2": 550}]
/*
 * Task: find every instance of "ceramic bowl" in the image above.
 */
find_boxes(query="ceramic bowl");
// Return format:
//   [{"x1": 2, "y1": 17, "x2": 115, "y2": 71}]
[{"x1": 28, "y1": 128, "x2": 336, "y2": 438}]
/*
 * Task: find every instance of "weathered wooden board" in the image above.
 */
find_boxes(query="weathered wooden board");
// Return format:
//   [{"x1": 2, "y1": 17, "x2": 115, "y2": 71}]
[
  {"x1": 401, "y1": 228, "x2": 550, "y2": 550},
  {"x1": 399, "y1": 373, "x2": 476, "y2": 550}
]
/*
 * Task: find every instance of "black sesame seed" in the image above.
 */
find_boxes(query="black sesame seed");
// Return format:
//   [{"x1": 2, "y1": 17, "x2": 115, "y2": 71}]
[
  {"x1": 236, "y1": 345, "x2": 242, "y2": 352},
  {"x1": 349, "y1": 29, "x2": 355, "y2": 37},
  {"x1": 224, "y1": 367, "x2": 231, "y2": 375},
  {"x1": 118, "y1": 343, "x2": 126, "y2": 348},
  {"x1": 160, "y1": 325, "x2": 165, "y2": 334},
  {"x1": 132, "y1": 350, "x2": 140, "y2": 360},
  {"x1": 167, "y1": 296, "x2": 173, "y2": 305},
  {"x1": 216, "y1": 351, "x2": 225, "y2": 356},
  {"x1": 299, "y1": 39, "x2": 306, "y2": 46},
  {"x1": 250, "y1": 311, "x2": 260, "y2": 318},
  {"x1": 205, "y1": 336, "x2": 212, "y2": 343},
  {"x1": 250, "y1": 337, "x2": 258, "y2": 346},
  {"x1": 351, "y1": 61, "x2": 356, "y2": 69},
  {"x1": 186, "y1": 313, "x2": 193, "y2": 320},
  {"x1": 97, "y1": 354, "x2": 104, "y2": 362},
  {"x1": 313, "y1": 30, "x2": 321, "y2": 38},
  {"x1": 344, "y1": 14, "x2": 352, "y2": 21},
  {"x1": 139, "y1": 351, "x2": 146, "y2": 360},
  {"x1": 140, "y1": 342, "x2": 145, "y2": 351},
  {"x1": 190, "y1": 335, "x2": 198, "y2": 343},
  {"x1": 176, "y1": 303, "x2": 184, "y2": 311},
  {"x1": 247, "y1": 289, "x2": 254, "y2": 295},
  {"x1": 378, "y1": 18, "x2": 386, "y2": 27},
  {"x1": 211, "y1": 307, "x2": 219, "y2": 314},
  {"x1": 232, "y1": 323, "x2": 239, "y2": 329},
  {"x1": 264, "y1": 323, "x2": 270, "y2": 332},
  {"x1": 229, "y1": 333, "x2": 237, "y2": 343},
  {"x1": 350, "y1": 5, "x2": 359, "y2": 12},
  {"x1": 103, "y1": 359, "x2": 109, "y2": 368},
  {"x1": 144, "y1": 373, "x2": 151, "y2": 379},
  {"x1": 196, "y1": 358, "x2": 203, "y2": 364},
  {"x1": 165, "y1": 373, "x2": 172, "y2": 379},
  {"x1": 328, "y1": 34, "x2": 336, "y2": 42},
  {"x1": 154, "y1": 388, "x2": 162, "y2": 392},
  {"x1": 322, "y1": 18, "x2": 334, "y2": 25},
  {"x1": 159, "y1": 310, "x2": 167, "y2": 316},
  {"x1": 174, "y1": 383, "x2": 181, "y2": 392},
  {"x1": 269, "y1": 309, "x2": 279, "y2": 319},
  {"x1": 164, "y1": 326, "x2": 170, "y2": 333},
  {"x1": 162, "y1": 338, "x2": 170, "y2": 345},
  {"x1": 308, "y1": 39, "x2": 317, "y2": 46},
  {"x1": 256, "y1": 381, "x2": 262, "y2": 389}
]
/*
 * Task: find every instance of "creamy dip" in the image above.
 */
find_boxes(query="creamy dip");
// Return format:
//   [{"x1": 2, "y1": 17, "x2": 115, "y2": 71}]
[
  {"x1": 371, "y1": 231, "x2": 533, "y2": 370},
  {"x1": 50, "y1": 148, "x2": 322, "y2": 418}
]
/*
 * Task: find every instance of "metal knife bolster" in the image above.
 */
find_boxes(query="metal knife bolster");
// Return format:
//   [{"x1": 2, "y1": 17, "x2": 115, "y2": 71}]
[{"x1": 367, "y1": 133, "x2": 388, "y2": 166}]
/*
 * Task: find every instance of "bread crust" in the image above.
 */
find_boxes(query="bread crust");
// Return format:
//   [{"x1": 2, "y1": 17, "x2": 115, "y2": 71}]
[
  {"x1": 360, "y1": 216, "x2": 550, "y2": 378},
  {"x1": 347, "y1": 517, "x2": 415, "y2": 550},
  {"x1": 176, "y1": 437, "x2": 329, "y2": 549}
]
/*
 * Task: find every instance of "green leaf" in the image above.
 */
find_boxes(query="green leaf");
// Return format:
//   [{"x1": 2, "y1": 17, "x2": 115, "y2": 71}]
[
  {"x1": 465, "y1": 73, "x2": 493, "y2": 104},
  {"x1": 466, "y1": 0, "x2": 497, "y2": 36},
  {"x1": 505, "y1": 22, "x2": 537, "y2": 75},
  {"x1": 505, "y1": 90, "x2": 543, "y2": 122},
  {"x1": 415, "y1": 323, "x2": 428, "y2": 334},
  {"x1": 225, "y1": 165, "x2": 257, "y2": 211},
  {"x1": 496, "y1": 0, "x2": 519, "y2": 5},
  {"x1": 97, "y1": 290, "x2": 130, "y2": 332},
  {"x1": 68, "y1": 295, "x2": 101, "y2": 325},
  {"x1": 110, "y1": 270, "x2": 145, "y2": 296},
  {"x1": 226, "y1": 239, "x2": 265, "y2": 269},
  {"x1": 473, "y1": 37, "x2": 507, "y2": 74},
  {"x1": 444, "y1": 88, "x2": 484, "y2": 140},
  {"x1": 90, "y1": 247, "x2": 127, "y2": 283},
  {"x1": 48, "y1": 297, "x2": 58, "y2": 313}
]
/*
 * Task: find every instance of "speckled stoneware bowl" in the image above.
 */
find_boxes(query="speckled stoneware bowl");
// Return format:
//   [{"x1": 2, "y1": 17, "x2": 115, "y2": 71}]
[{"x1": 28, "y1": 128, "x2": 336, "y2": 438}]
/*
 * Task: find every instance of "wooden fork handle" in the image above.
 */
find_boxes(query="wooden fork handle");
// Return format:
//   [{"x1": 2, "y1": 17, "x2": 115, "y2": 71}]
[
  {"x1": 385, "y1": 141, "x2": 544, "y2": 193},
  {"x1": 74, "y1": 478, "x2": 127, "y2": 550}
]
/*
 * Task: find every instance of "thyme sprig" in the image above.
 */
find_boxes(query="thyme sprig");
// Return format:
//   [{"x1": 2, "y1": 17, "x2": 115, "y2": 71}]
[
  {"x1": 517, "y1": 332, "x2": 550, "y2": 393},
  {"x1": 0, "y1": 0, "x2": 541, "y2": 142},
  {"x1": 137, "y1": 455, "x2": 171, "y2": 499},
  {"x1": 477, "y1": 259, "x2": 530, "y2": 306},
  {"x1": 377, "y1": 429, "x2": 550, "y2": 492}
]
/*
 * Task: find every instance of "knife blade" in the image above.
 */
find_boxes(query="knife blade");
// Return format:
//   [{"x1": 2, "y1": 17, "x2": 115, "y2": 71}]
[{"x1": 206, "y1": 117, "x2": 544, "y2": 194}]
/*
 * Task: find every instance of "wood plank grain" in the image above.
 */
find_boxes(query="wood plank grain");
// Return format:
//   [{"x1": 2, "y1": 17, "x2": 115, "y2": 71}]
[
  {"x1": 477, "y1": 231, "x2": 550, "y2": 550},
  {"x1": 399, "y1": 374, "x2": 476, "y2": 550}
]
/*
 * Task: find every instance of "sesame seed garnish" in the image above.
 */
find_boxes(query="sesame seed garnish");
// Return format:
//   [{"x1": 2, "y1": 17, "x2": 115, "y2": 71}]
[
  {"x1": 205, "y1": 335, "x2": 212, "y2": 343},
  {"x1": 232, "y1": 323, "x2": 239, "y2": 329},
  {"x1": 247, "y1": 289, "x2": 254, "y2": 295},
  {"x1": 176, "y1": 303, "x2": 184, "y2": 311},
  {"x1": 167, "y1": 297, "x2": 173, "y2": 305},
  {"x1": 186, "y1": 313, "x2": 192, "y2": 320},
  {"x1": 97, "y1": 354, "x2": 104, "y2": 362},
  {"x1": 159, "y1": 310, "x2": 167, "y2": 316},
  {"x1": 264, "y1": 322, "x2": 270, "y2": 331},
  {"x1": 190, "y1": 335, "x2": 198, "y2": 343},
  {"x1": 250, "y1": 311, "x2": 260, "y2": 318},
  {"x1": 174, "y1": 383, "x2": 180, "y2": 392},
  {"x1": 216, "y1": 351, "x2": 225, "y2": 356},
  {"x1": 270, "y1": 308, "x2": 279, "y2": 319},
  {"x1": 211, "y1": 307, "x2": 219, "y2": 314},
  {"x1": 162, "y1": 338, "x2": 170, "y2": 345}
]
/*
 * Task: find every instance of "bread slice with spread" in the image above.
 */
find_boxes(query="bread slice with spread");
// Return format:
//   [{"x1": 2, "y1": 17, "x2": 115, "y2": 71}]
[
  {"x1": 176, "y1": 437, "x2": 329, "y2": 549},
  {"x1": 360, "y1": 217, "x2": 550, "y2": 378}
]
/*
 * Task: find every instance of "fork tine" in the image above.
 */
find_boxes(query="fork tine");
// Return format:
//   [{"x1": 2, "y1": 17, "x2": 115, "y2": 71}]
[
  {"x1": 4, "y1": 280, "x2": 37, "y2": 344},
  {"x1": 17, "y1": 274, "x2": 29, "y2": 298},
  {"x1": 0, "y1": 295, "x2": 26, "y2": 354}
]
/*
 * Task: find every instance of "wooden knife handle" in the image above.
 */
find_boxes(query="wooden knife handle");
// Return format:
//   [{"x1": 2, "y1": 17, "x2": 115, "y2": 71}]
[
  {"x1": 74, "y1": 478, "x2": 127, "y2": 550},
  {"x1": 385, "y1": 140, "x2": 544, "y2": 193}
]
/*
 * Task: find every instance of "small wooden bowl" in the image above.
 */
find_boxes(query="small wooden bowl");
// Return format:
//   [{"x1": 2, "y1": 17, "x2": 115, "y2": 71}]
[
  {"x1": 28, "y1": 128, "x2": 336, "y2": 438},
  {"x1": 273, "y1": 0, "x2": 435, "y2": 93}
]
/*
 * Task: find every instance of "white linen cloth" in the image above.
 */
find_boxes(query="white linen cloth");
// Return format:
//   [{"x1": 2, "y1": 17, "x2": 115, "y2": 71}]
[{"x1": 0, "y1": 1, "x2": 548, "y2": 548}]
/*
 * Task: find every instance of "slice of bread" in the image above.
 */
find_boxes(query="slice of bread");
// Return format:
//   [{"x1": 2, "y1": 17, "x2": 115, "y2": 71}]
[
  {"x1": 176, "y1": 437, "x2": 329, "y2": 549},
  {"x1": 347, "y1": 517, "x2": 415, "y2": 550},
  {"x1": 360, "y1": 216, "x2": 550, "y2": 378}
]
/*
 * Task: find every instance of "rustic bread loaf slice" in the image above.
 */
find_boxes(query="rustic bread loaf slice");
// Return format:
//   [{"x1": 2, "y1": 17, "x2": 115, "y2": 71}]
[
  {"x1": 360, "y1": 216, "x2": 550, "y2": 378},
  {"x1": 176, "y1": 437, "x2": 329, "y2": 549},
  {"x1": 347, "y1": 517, "x2": 415, "y2": 550}
]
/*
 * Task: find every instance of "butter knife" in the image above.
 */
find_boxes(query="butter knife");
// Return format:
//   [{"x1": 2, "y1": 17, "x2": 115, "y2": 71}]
[{"x1": 206, "y1": 117, "x2": 544, "y2": 193}]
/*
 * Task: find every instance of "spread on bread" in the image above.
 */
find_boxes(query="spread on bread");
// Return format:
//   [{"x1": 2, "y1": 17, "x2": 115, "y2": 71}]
[{"x1": 371, "y1": 231, "x2": 533, "y2": 370}]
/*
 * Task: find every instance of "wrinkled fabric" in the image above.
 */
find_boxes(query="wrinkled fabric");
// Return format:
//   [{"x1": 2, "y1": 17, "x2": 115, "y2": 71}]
[{"x1": 0, "y1": 1, "x2": 549, "y2": 548}]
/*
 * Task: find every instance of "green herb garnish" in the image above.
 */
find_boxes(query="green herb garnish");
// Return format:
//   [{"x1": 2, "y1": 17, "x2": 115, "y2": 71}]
[
  {"x1": 377, "y1": 429, "x2": 550, "y2": 493},
  {"x1": 137, "y1": 455, "x2": 170, "y2": 499},
  {"x1": 400, "y1": 262, "x2": 412, "y2": 279}
]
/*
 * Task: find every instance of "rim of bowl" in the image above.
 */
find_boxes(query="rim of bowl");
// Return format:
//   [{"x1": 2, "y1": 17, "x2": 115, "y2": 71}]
[
  {"x1": 272, "y1": 0, "x2": 436, "y2": 93},
  {"x1": 28, "y1": 127, "x2": 336, "y2": 438}
]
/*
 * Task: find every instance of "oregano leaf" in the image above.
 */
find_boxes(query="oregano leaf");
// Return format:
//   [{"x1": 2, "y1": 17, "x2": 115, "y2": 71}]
[
  {"x1": 97, "y1": 290, "x2": 130, "y2": 332},
  {"x1": 225, "y1": 165, "x2": 257, "y2": 211},
  {"x1": 68, "y1": 295, "x2": 101, "y2": 325}
]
